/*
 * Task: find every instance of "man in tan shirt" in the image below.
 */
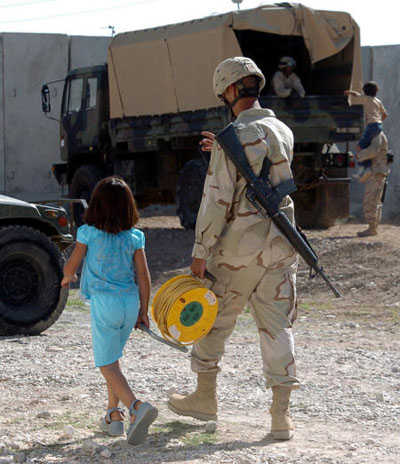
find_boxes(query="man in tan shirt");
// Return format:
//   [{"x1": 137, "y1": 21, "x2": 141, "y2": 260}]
[
  {"x1": 271, "y1": 56, "x2": 305, "y2": 98},
  {"x1": 344, "y1": 81, "x2": 388, "y2": 181},
  {"x1": 356, "y1": 131, "x2": 390, "y2": 236},
  {"x1": 168, "y1": 57, "x2": 300, "y2": 440}
]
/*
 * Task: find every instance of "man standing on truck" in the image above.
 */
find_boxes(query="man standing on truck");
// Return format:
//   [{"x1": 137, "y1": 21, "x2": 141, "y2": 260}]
[
  {"x1": 168, "y1": 57, "x2": 300, "y2": 440},
  {"x1": 271, "y1": 56, "x2": 305, "y2": 99},
  {"x1": 356, "y1": 131, "x2": 391, "y2": 237}
]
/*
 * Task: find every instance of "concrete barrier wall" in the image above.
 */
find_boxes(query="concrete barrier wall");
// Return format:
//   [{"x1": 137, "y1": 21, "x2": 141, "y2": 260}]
[
  {"x1": 371, "y1": 45, "x2": 400, "y2": 223},
  {"x1": 350, "y1": 45, "x2": 400, "y2": 224},
  {"x1": 0, "y1": 33, "x2": 68, "y2": 201},
  {"x1": 0, "y1": 33, "x2": 110, "y2": 201},
  {"x1": 69, "y1": 36, "x2": 110, "y2": 69}
]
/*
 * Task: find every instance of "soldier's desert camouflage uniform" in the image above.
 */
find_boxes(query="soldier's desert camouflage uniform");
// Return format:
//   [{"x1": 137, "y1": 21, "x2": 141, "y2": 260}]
[
  {"x1": 357, "y1": 131, "x2": 390, "y2": 230},
  {"x1": 192, "y1": 107, "x2": 300, "y2": 388},
  {"x1": 271, "y1": 70, "x2": 305, "y2": 98}
]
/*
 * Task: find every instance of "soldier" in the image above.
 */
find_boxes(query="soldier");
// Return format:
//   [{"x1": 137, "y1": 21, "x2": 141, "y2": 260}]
[
  {"x1": 357, "y1": 131, "x2": 390, "y2": 237},
  {"x1": 168, "y1": 57, "x2": 300, "y2": 440},
  {"x1": 344, "y1": 82, "x2": 388, "y2": 182},
  {"x1": 271, "y1": 56, "x2": 305, "y2": 98}
]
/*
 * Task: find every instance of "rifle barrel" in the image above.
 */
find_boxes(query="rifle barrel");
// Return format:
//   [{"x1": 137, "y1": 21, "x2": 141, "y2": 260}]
[{"x1": 319, "y1": 270, "x2": 342, "y2": 298}]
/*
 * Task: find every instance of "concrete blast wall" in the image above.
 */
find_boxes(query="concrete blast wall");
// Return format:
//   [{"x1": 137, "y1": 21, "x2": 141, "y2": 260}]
[
  {"x1": 0, "y1": 33, "x2": 110, "y2": 201},
  {"x1": 350, "y1": 45, "x2": 400, "y2": 224}
]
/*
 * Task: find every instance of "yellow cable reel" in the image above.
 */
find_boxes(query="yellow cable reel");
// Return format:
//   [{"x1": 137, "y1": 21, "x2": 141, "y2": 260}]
[{"x1": 151, "y1": 274, "x2": 218, "y2": 346}]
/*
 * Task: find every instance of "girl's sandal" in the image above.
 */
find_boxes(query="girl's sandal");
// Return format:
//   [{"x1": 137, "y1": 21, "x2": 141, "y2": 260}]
[
  {"x1": 100, "y1": 407, "x2": 125, "y2": 437},
  {"x1": 127, "y1": 400, "x2": 158, "y2": 445}
]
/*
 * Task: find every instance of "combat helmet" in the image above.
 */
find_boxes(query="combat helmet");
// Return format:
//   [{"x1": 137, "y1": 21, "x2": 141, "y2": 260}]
[
  {"x1": 278, "y1": 56, "x2": 296, "y2": 69},
  {"x1": 213, "y1": 56, "x2": 266, "y2": 102}
]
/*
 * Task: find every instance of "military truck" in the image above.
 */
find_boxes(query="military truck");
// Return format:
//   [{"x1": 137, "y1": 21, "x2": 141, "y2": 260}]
[
  {"x1": 43, "y1": 3, "x2": 363, "y2": 229},
  {"x1": 0, "y1": 195, "x2": 73, "y2": 336}
]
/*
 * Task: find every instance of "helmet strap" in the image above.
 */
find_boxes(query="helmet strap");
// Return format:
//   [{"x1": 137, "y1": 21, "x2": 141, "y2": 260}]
[
  {"x1": 222, "y1": 96, "x2": 236, "y2": 119},
  {"x1": 228, "y1": 79, "x2": 260, "y2": 109}
]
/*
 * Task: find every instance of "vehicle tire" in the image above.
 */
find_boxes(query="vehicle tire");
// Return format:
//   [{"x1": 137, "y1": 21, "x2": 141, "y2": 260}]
[
  {"x1": 176, "y1": 158, "x2": 208, "y2": 229},
  {"x1": 0, "y1": 226, "x2": 68, "y2": 336},
  {"x1": 70, "y1": 164, "x2": 102, "y2": 227}
]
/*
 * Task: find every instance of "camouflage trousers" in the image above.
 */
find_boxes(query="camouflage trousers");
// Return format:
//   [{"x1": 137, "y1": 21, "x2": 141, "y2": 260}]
[
  {"x1": 363, "y1": 174, "x2": 387, "y2": 227},
  {"x1": 191, "y1": 254, "x2": 300, "y2": 388}
]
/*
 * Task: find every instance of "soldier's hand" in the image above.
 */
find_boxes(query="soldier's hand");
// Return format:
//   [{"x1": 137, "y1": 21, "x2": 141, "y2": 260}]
[
  {"x1": 199, "y1": 131, "x2": 215, "y2": 152},
  {"x1": 191, "y1": 257, "x2": 207, "y2": 279}
]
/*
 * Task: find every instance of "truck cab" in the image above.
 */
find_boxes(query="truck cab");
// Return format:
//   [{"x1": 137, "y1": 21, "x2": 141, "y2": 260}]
[
  {"x1": 52, "y1": 65, "x2": 109, "y2": 189},
  {"x1": 61, "y1": 65, "x2": 110, "y2": 167}
]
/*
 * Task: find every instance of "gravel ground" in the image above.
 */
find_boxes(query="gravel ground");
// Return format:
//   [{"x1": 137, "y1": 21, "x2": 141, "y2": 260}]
[{"x1": 0, "y1": 206, "x2": 399, "y2": 463}]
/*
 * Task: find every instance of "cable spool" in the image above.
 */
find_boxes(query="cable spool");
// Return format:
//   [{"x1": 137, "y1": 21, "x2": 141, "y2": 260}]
[{"x1": 151, "y1": 274, "x2": 218, "y2": 346}]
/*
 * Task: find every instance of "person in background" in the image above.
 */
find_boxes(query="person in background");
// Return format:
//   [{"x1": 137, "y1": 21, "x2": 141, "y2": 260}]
[
  {"x1": 356, "y1": 132, "x2": 391, "y2": 237},
  {"x1": 344, "y1": 81, "x2": 388, "y2": 182},
  {"x1": 62, "y1": 176, "x2": 158, "y2": 445},
  {"x1": 271, "y1": 56, "x2": 305, "y2": 99}
]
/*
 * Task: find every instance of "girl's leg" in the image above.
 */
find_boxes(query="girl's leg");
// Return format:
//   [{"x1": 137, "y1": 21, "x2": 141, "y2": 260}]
[
  {"x1": 104, "y1": 381, "x2": 124, "y2": 421},
  {"x1": 100, "y1": 360, "x2": 142, "y2": 423}
]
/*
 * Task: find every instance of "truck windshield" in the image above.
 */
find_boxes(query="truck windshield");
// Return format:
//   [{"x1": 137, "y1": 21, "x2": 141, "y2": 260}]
[{"x1": 63, "y1": 77, "x2": 84, "y2": 116}]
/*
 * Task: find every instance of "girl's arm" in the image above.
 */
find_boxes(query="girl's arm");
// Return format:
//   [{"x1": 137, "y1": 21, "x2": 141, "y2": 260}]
[
  {"x1": 61, "y1": 242, "x2": 87, "y2": 287},
  {"x1": 133, "y1": 248, "x2": 151, "y2": 329}
]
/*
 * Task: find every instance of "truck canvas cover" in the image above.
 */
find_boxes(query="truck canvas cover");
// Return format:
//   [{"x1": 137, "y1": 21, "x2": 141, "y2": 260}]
[{"x1": 108, "y1": 3, "x2": 361, "y2": 118}]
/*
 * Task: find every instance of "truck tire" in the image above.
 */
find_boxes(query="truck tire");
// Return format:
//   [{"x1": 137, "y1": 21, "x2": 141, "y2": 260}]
[
  {"x1": 0, "y1": 226, "x2": 68, "y2": 336},
  {"x1": 70, "y1": 164, "x2": 102, "y2": 226},
  {"x1": 176, "y1": 158, "x2": 208, "y2": 229}
]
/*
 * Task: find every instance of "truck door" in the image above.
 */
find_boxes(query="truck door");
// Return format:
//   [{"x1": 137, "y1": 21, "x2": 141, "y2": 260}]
[
  {"x1": 60, "y1": 71, "x2": 102, "y2": 161},
  {"x1": 60, "y1": 74, "x2": 85, "y2": 161}
]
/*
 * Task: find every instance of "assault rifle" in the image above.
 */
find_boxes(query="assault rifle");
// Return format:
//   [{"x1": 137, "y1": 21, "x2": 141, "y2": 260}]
[{"x1": 215, "y1": 123, "x2": 341, "y2": 298}]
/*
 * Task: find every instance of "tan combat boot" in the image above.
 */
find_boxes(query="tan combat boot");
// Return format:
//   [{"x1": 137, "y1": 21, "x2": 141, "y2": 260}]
[
  {"x1": 270, "y1": 386, "x2": 294, "y2": 440},
  {"x1": 357, "y1": 224, "x2": 378, "y2": 237},
  {"x1": 168, "y1": 372, "x2": 217, "y2": 421}
]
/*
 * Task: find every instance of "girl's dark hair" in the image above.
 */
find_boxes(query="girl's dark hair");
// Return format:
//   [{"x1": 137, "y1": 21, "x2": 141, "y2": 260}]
[
  {"x1": 363, "y1": 81, "x2": 379, "y2": 97},
  {"x1": 84, "y1": 176, "x2": 139, "y2": 234}
]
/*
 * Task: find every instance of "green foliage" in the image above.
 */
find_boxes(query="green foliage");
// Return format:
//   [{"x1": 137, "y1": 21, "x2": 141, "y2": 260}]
[{"x1": 182, "y1": 431, "x2": 218, "y2": 446}]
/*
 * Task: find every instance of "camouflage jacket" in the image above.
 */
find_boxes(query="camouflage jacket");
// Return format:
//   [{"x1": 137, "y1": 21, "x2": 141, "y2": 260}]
[
  {"x1": 357, "y1": 131, "x2": 390, "y2": 177},
  {"x1": 272, "y1": 70, "x2": 305, "y2": 98},
  {"x1": 192, "y1": 107, "x2": 298, "y2": 271}
]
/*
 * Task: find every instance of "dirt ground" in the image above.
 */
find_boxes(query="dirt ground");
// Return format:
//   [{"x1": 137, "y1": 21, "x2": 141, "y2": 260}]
[
  {"x1": 139, "y1": 205, "x2": 400, "y2": 304},
  {"x1": 0, "y1": 205, "x2": 399, "y2": 463}
]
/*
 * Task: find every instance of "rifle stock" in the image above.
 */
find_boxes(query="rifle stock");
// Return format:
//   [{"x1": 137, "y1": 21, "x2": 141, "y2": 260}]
[{"x1": 215, "y1": 123, "x2": 341, "y2": 298}]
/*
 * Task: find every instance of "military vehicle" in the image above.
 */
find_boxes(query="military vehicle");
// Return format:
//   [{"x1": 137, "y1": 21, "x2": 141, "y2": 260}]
[
  {"x1": 43, "y1": 3, "x2": 363, "y2": 229},
  {"x1": 0, "y1": 195, "x2": 73, "y2": 336}
]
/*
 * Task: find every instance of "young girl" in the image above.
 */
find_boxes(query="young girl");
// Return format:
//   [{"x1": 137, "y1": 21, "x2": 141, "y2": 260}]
[{"x1": 61, "y1": 176, "x2": 158, "y2": 446}]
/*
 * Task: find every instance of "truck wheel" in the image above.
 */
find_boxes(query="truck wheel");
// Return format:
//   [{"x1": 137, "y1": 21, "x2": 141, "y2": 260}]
[
  {"x1": 0, "y1": 226, "x2": 68, "y2": 336},
  {"x1": 176, "y1": 158, "x2": 208, "y2": 229},
  {"x1": 70, "y1": 164, "x2": 102, "y2": 226}
]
